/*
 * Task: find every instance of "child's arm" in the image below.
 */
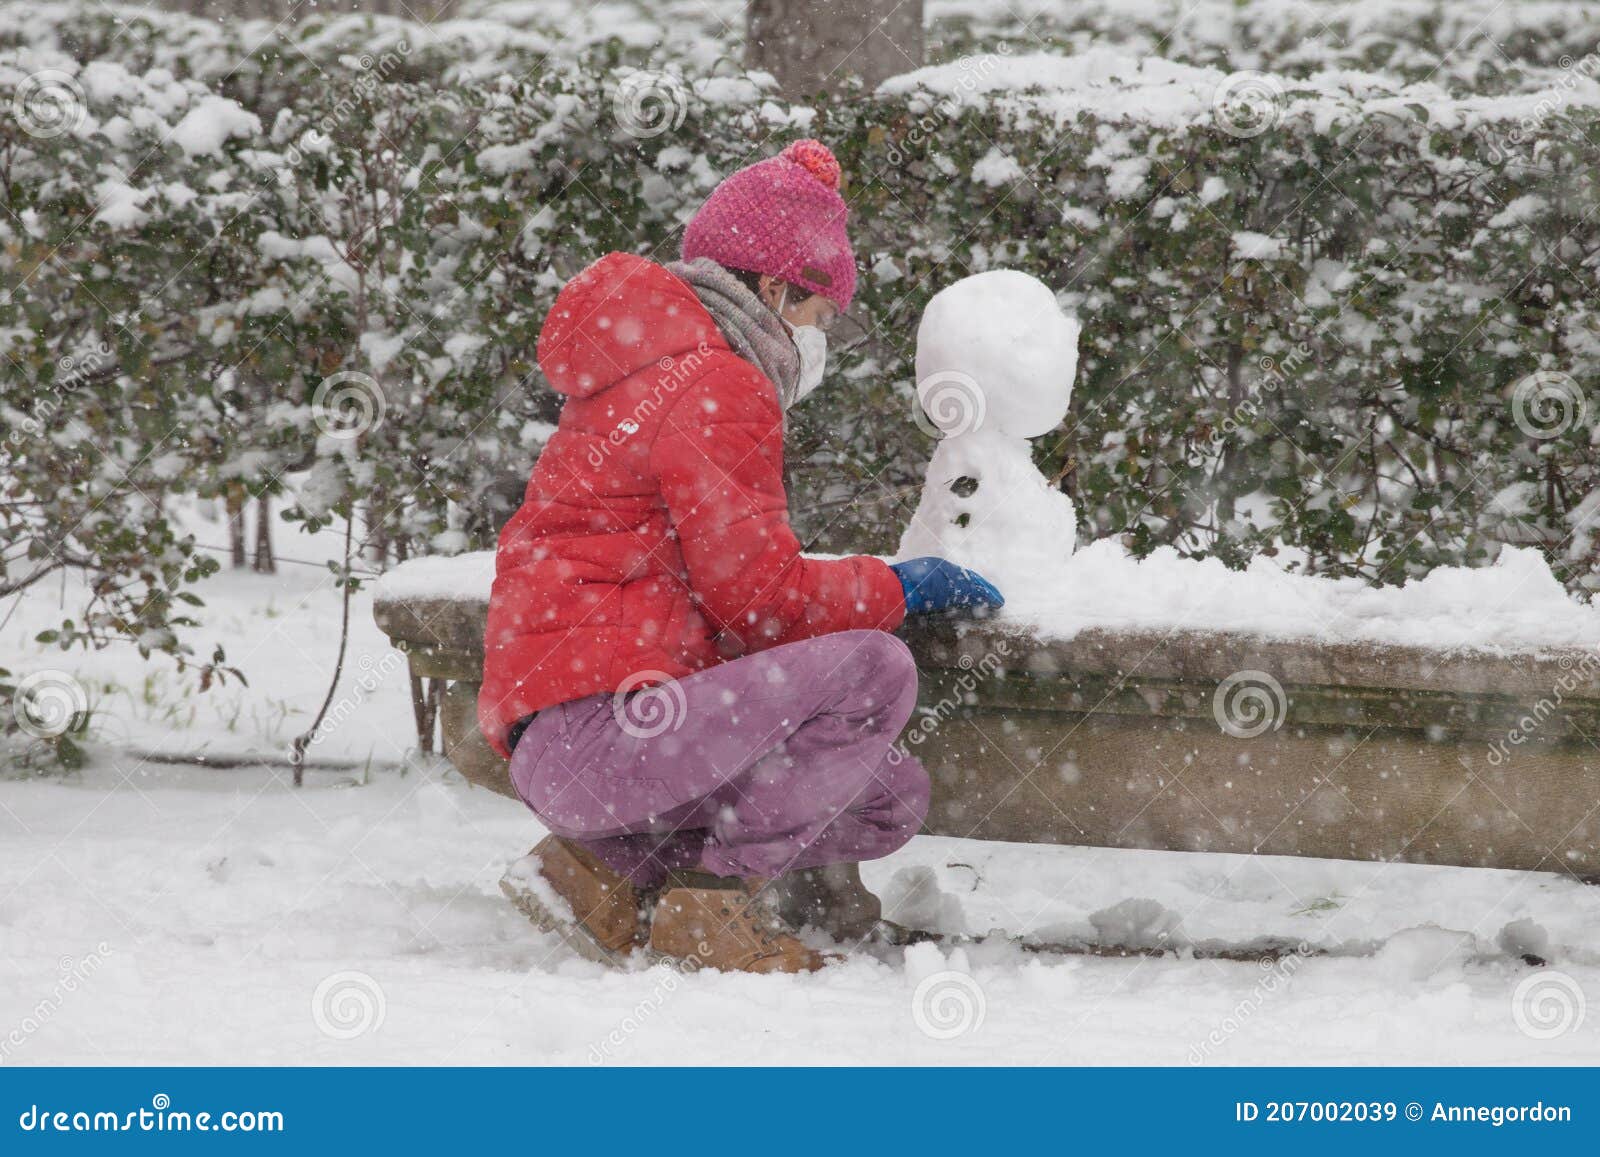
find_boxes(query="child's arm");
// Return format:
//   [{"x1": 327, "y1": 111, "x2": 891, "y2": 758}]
[{"x1": 650, "y1": 366, "x2": 904, "y2": 655}]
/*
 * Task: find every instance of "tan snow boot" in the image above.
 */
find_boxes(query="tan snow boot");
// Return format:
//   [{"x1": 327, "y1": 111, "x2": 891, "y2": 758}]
[
  {"x1": 649, "y1": 878, "x2": 838, "y2": 974},
  {"x1": 500, "y1": 835, "x2": 647, "y2": 966}
]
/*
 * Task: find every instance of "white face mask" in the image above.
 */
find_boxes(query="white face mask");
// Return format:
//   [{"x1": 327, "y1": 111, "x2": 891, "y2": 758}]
[
  {"x1": 774, "y1": 285, "x2": 828, "y2": 406},
  {"x1": 787, "y1": 322, "x2": 827, "y2": 404}
]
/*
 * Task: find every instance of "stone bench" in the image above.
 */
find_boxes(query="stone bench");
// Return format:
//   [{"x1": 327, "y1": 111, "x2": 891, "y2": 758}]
[{"x1": 374, "y1": 570, "x2": 1600, "y2": 894}]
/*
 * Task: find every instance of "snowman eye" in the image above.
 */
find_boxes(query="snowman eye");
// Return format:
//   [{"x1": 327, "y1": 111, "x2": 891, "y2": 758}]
[{"x1": 950, "y1": 475, "x2": 980, "y2": 497}]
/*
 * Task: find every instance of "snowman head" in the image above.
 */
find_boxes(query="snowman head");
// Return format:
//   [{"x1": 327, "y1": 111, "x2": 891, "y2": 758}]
[{"x1": 915, "y1": 270, "x2": 1081, "y2": 439}]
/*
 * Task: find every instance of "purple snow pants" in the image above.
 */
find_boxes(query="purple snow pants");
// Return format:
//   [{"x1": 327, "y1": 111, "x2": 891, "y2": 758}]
[{"x1": 507, "y1": 630, "x2": 930, "y2": 886}]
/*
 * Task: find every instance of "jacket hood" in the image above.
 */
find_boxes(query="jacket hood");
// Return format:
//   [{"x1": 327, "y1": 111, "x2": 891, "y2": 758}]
[{"x1": 536, "y1": 252, "x2": 726, "y2": 399}]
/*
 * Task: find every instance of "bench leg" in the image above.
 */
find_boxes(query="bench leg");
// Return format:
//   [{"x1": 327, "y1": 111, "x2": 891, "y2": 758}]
[{"x1": 439, "y1": 679, "x2": 519, "y2": 799}]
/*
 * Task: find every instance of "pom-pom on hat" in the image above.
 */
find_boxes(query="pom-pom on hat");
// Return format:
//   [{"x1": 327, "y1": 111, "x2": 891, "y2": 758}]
[{"x1": 680, "y1": 139, "x2": 857, "y2": 311}]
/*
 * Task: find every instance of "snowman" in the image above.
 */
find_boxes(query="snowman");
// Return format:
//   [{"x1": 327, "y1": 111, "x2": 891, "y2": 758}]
[{"x1": 897, "y1": 270, "x2": 1082, "y2": 603}]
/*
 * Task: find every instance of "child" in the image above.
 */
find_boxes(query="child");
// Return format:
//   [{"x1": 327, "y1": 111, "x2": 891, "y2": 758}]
[{"x1": 480, "y1": 140, "x2": 1003, "y2": 973}]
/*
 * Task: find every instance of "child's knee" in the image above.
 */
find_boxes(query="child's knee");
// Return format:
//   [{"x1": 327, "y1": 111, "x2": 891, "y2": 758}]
[
  {"x1": 839, "y1": 630, "x2": 919, "y2": 714},
  {"x1": 863, "y1": 757, "x2": 930, "y2": 851},
  {"x1": 863, "y1": 629, "x2": 916, "y2": 683}
]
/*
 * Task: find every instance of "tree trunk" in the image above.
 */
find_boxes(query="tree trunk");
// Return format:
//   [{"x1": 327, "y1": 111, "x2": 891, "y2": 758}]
[
  {"x1": 746, "y1": 0, "x2": 923, "y2": 97},
  {"x1": 367, "y1": 495, "x2": 390, "y2": 566},
  {"x1": 252, "y1": 493, "x2": 276, "y2": 574},
  {"x1": 225, "y1": 489, "x2": 247, "y2": 569}
]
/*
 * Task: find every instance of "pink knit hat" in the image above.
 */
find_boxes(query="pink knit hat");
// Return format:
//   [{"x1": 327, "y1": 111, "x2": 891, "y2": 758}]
[{"x1": 681, "y1": 139, "x2": 857, "y2": 311}]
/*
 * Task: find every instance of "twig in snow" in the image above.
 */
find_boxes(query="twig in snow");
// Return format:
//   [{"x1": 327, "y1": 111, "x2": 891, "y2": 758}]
[{"x1": 289, "y1": 517, "x2": 356, "y2": 788}]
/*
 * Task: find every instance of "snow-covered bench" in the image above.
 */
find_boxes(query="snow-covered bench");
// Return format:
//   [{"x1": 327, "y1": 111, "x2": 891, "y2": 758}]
[{"x1": 374, "y1": 550, "x2": 1600, "y2": 889}]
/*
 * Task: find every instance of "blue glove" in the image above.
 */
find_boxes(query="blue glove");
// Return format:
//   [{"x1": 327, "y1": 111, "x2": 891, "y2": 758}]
[{"x1": 890, "y1": 556, "x2": 1005, "y2": 616}]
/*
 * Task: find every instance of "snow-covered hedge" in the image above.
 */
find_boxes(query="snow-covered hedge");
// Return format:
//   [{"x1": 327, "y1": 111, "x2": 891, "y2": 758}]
[
  {"x1": 865, "y1": 48, "x2": 1600, "y2": 592},
  {"x1": 9, "y1": 0, "x2": 1600, "y2": 103},
  {"x1": 932, "y1": 0, "x2": 1600, "y2": 87},
  {"x1": 3, "y1": 2, "x2": 1600, "y2": 680}
]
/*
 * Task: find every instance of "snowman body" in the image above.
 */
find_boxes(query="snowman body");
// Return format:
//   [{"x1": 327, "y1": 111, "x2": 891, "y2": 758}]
[{"x1": 898, "y1": 270, "x2": 1082, "y2": 599}]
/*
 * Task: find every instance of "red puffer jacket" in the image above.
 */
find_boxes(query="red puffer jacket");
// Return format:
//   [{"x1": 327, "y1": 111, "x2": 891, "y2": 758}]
[{"x1": 477, "y1": 252, "x2": 907, "y2": 757}]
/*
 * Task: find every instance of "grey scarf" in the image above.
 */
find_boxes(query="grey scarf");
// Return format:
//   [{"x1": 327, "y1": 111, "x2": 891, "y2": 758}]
[{"x1": 667, "y1": 257, "x2": 802, "y2": 410}]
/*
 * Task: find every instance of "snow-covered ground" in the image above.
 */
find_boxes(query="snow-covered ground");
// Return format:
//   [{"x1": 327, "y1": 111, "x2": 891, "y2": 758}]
[
  {"x1": 5, "y1": 536, "x2": 1600, "y2": 1064},
  {"x1": 5, "y1": 506, "x2": 417, "y2": 770},
  {"x1": 4, "y1": 753, "x2": 1600, "y2": 1065}
]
